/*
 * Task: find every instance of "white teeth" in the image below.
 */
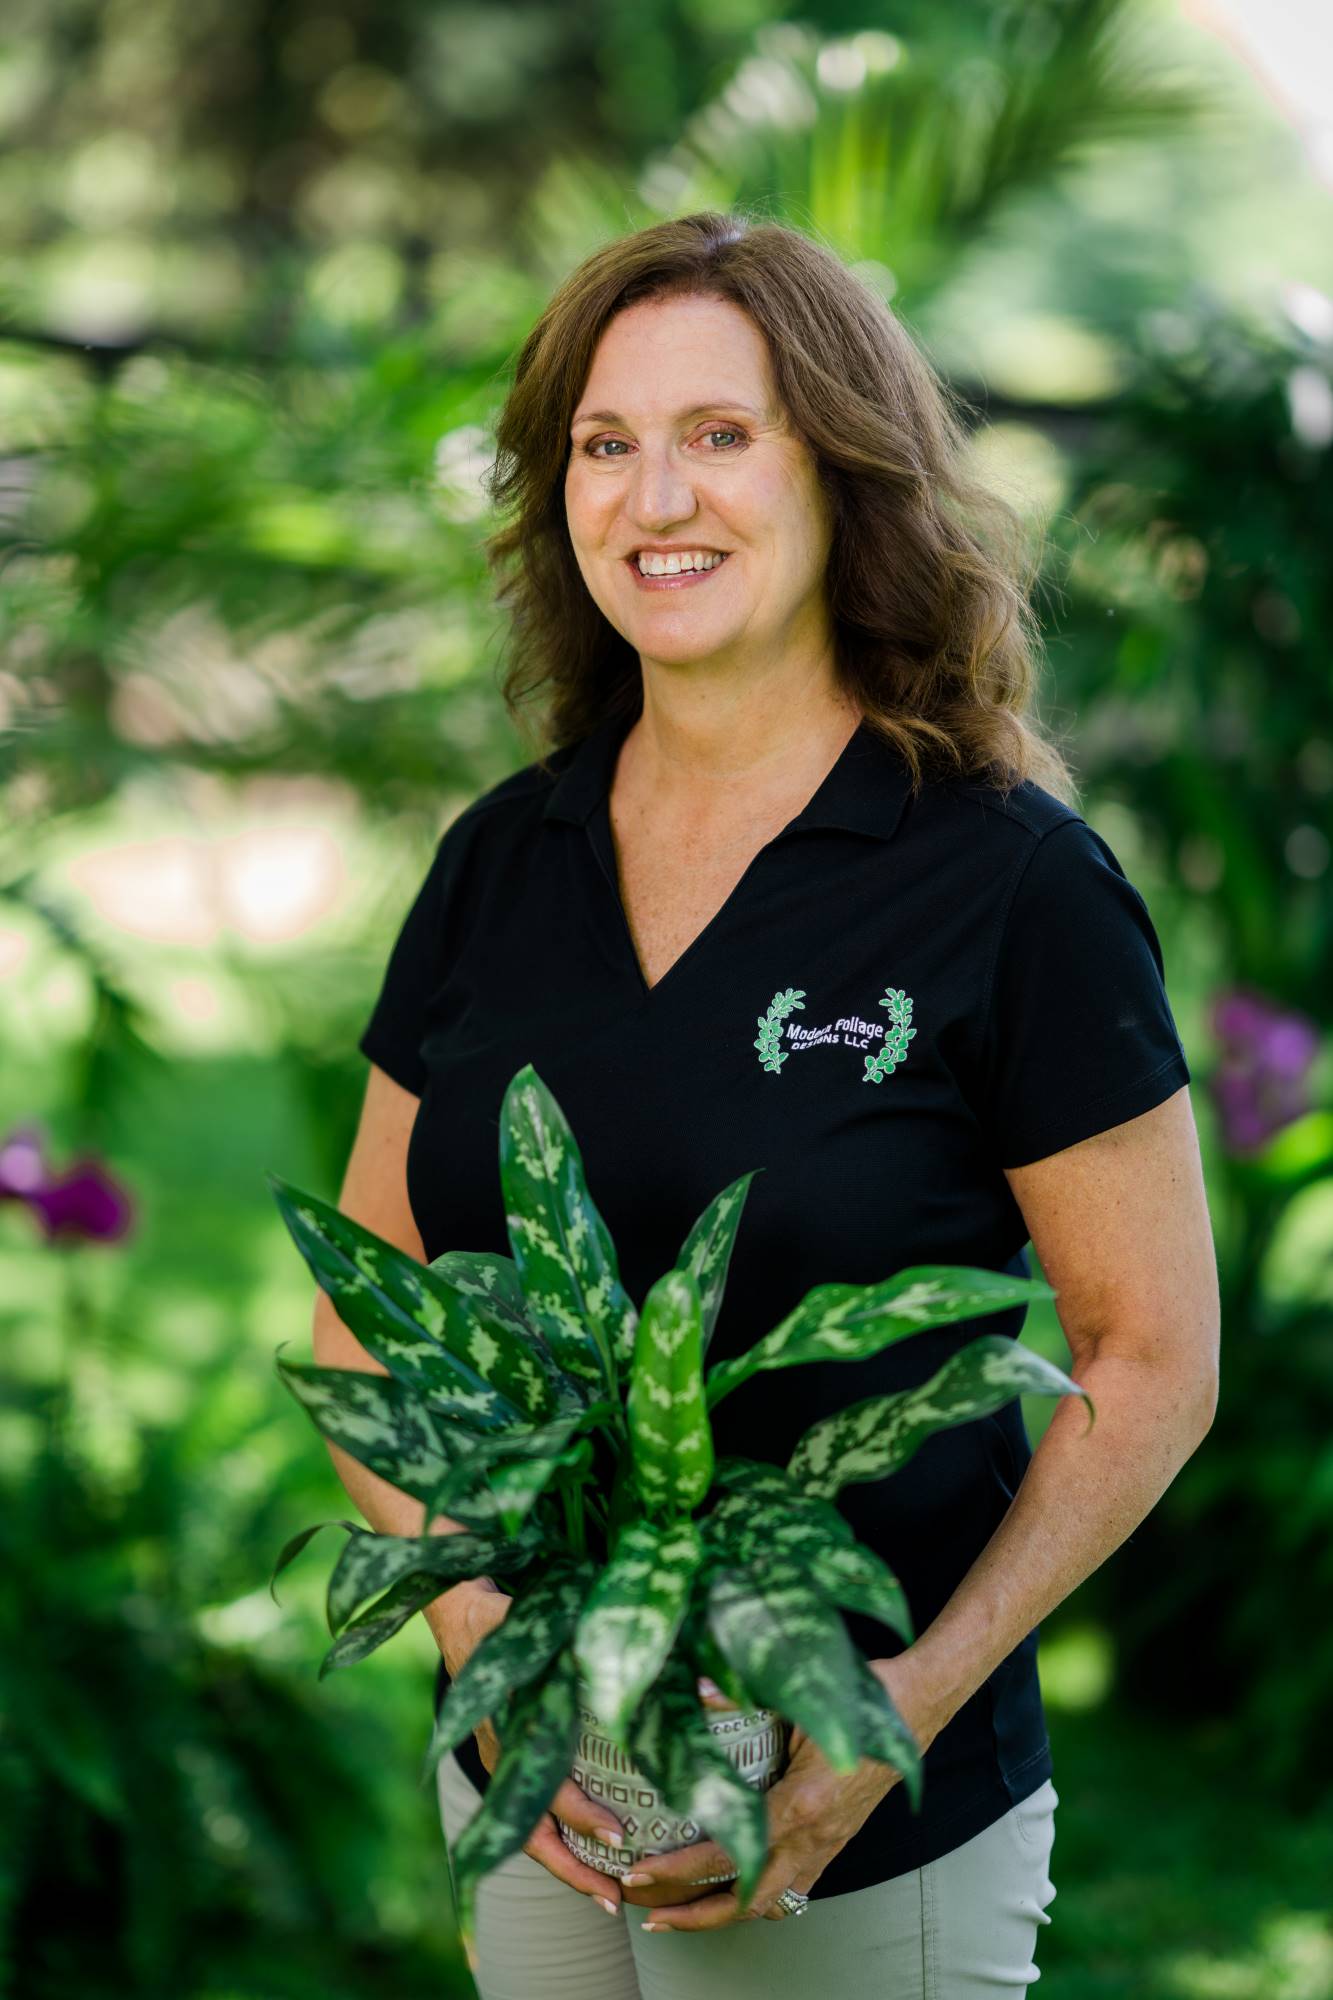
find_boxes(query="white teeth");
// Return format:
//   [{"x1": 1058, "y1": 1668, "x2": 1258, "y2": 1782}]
[{"x1": 635, "y1": 550, "x2": 727, "y2": 576}]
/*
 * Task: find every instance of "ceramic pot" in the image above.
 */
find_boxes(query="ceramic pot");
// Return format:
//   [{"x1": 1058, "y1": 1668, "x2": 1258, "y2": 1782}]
[{"x1": 556, "y1": 1685, "x2": 791, "y2": 1883}]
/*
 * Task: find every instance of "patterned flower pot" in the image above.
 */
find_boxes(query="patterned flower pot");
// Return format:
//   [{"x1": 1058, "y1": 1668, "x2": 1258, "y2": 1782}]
[{"x1": 556, "y1": 1684, "x2": 791, "y2": 1883}]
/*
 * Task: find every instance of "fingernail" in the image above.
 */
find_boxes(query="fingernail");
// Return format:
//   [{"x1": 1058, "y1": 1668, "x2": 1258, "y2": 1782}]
[
  {"x1": 622, "y1": 1871, "x2": 653, "y2": 1886},
  {"x1": 697, "y1": 1675, "x2": 721, "y2": 1695},
  {"x1": 641, "y1": 1921, "x2": 667, "y2": 1932},
  {"x1": 595, "y1": 1895, "x2": 619, "y2": 1916},
  {"x1": 595, "y1": 1827, "x2": 624, "y2": 1846}
]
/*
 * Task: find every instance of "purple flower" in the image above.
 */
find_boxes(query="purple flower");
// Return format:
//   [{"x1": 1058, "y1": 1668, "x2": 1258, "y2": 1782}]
[
  {"x1": 1208, "y1": 988, "x2": 1320, "y2": 1154},
  {"x1": 0, "y1": 1123, "x2": 134, "y2": 1242}
]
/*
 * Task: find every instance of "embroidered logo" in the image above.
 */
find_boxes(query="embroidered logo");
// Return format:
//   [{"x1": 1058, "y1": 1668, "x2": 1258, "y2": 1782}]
[
  {"x1": 755, "y1": 984, "x2": 917, "y2": 1082},
  {"x1": 754, "y1": 987, "x2": 806, "y2": 1073}
]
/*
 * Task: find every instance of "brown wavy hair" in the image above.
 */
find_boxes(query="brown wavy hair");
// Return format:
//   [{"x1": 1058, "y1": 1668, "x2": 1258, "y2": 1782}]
[{"x1": 484, "y1": 208, "x2": 1077, "y2": 806}]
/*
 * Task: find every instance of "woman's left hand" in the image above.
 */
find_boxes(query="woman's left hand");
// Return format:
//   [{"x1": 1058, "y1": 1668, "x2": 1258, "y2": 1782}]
[{"x1": 621, "y1": 1654, "x2": 943, "y2": 1930}]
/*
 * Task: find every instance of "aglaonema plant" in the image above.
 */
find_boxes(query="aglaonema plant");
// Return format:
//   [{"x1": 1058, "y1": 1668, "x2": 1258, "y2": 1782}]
[{"x1": 268, "y1": 1062, "x2": 1092, "y2": 1936}]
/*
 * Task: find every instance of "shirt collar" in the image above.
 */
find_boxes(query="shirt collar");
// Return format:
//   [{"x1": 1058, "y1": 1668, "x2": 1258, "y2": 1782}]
[{"x1": 542, "y1": 707, "x2": 912, "y2": 843}]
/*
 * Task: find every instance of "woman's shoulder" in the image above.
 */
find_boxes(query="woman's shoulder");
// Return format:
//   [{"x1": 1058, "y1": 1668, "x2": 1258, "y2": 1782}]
[
  {"x1": 437, "y1": 739, "x2": 578, "y2": 846},
  {"x1": 917, "y1": 763, "x2": 1088, "y2": 869}
]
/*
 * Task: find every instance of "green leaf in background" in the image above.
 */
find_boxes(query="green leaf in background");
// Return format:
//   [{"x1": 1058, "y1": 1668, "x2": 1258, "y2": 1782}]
[
  {"x1": 627, "y1": 1650, "x2": 770, "y2": 1908},
  {"x1": 573, "y1": 1517, "x2": 703, "y2": 1740},
  {"x1": 674, "y1": 1170, "x2": 759, "y2": 1357},
  {"x1": 626, "y1": 1268, "x2": 714, "y2": 1515},
  {"x1": 422, "y1": 1558, "x2": 594, "y2": 1781},
  {"x1": 705, "y1": 1553, "x2": 864, "y2": 1774},
  {"x1": 497, "y1": 1066, "x2": 638, "y2": 1393},
  {"x1": 788, "y1": 1334, "x2": 1093, "y2": 1499},
  {"x1": 851, "y1": 1655, "x2": 924, "y2": 1810},
  {"x1": 324, "y1": 1523, "x2": 535, "y2": 1636},
  {"x1": 449, "y1": 1645, "x2": 583, "y2": 1940},
  {"x1": 268, "y1": 1175, "x2": 566, "y2": 1427},
  {"x1": 704, "y1": 1265, "x2": 1055, "y2": 1410}
]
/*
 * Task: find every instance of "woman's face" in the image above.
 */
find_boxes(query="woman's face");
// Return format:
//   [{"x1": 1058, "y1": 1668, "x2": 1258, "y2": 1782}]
[{"x1": 564, "y1": 294, "x2": 834, "y2": 677}]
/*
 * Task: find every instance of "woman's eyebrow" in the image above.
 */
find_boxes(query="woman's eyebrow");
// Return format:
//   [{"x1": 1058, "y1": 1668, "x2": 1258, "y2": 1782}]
[{"x1": 570, "y1": 401, "x2": 767, "y2": 430}]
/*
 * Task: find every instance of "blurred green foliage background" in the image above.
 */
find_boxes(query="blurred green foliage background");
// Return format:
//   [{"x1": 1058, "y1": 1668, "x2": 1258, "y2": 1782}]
[{"x1": 2, "y1": 0, "x2": 1331, "y2": 1995}]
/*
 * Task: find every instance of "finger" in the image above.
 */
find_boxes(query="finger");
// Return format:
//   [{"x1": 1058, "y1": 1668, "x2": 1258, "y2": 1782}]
[
  {"x1": 622, "y1": 1837, "x2": 736, "y2": 1893},
  {"x1": 622, "y1": 1873, "x2": 723, "y2": 1910},
  {"x1": 638, "y1": 1888, "x2": 746, "y2": 1933},
  {"x1": 523, "y1": 1815, "x2": 623, "y2": 1912},
  {"x1": 547, "y1": 1775, "x2": 628, "y2": 1850},
  {"x1": 644, "y1": 1848, "x2": 806, "y2": 1930}
]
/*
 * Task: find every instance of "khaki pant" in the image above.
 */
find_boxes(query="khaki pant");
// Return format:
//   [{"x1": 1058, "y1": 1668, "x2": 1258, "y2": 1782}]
[{"x1": 437, "y1": 1746, "x2": 1058, "y2": 2000}]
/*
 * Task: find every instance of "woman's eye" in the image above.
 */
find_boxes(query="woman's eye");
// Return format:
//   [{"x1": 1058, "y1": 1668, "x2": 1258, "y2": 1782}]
[{"x1": 582, "y1": 427, "x2": 746, "y2": 459}]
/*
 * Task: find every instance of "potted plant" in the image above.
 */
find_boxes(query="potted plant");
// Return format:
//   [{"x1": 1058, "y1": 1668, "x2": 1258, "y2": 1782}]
[{"x1": 268, "y1": 1063, "x2": 1091, "y2": 1935}]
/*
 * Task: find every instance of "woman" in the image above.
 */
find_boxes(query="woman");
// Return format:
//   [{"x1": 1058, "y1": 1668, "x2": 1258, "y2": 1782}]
[{"x1": 315, "y1": 211, "x2": 1219, "y2": 1998}]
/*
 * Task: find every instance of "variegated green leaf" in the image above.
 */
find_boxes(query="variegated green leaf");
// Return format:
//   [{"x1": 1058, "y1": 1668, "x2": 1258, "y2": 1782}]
[
  {"x1": 429, "y1": 1248, "x2": 528, "y2": 1319},
  {"x1": 852, "y1": 1656, "x2": 923, "y2": 1809},
  {"x1": 627, "y1": 1649, "x2": 770, "y2": 1907},
  {"x1": 425, "y1": 1411, "x2": 602, "y2": 1537},
  {"x1": 708, "y1": 1458, "x2": 856, "y2": 1544},
  {"x1": 800, "y1": 1542, "x2": 913, "y2": 1645},
  {"x1": 573, "y1": 1517, "x2": 702, "y2": 1740},
  {"x1": 497, "y1": 1066, "x2": 637, "y2": 1391},
  {"x1": 626, "y1": 1268, "x2": 714, "y2": 1516},
  {"x1": 675, "y1": 1171, "x2": 758, "y2": 1358},
  {"x1": 679, "y1": 1602, "x2": 758, "y2": 1713},
  {"x1": 318, "y1": 1569, "x2": 447, "y2": 1676},
  {"x1": 701, "y1": 1486, "x2": 913, "y2": 1644},
  {"x1": 450, "y1": 1646, "x2": 582, "y2": 1939},
  {"x1": 325, "y1": 1523, "x2": 535, "y2": 1636},
  {"x1": 269, "y1": 1174, "x2": 566, "y2": 1427},
  {"x1": 704, "y1": 1265, "x2": 1055, "y2": 1410},
  {"x1": 422, "y1": 1558, "x2": 594, "y2": 1779},
  {"x1": 788, "y1": 1334, "x2": 1093, "y2": 1498},
  {"x1": 705, "y1": 1553, "x2": 864, "y2": 1773},
  {"x1": 269, "y1": 1518, "x2": 360, "y2": 1601},
  {"x1": 275, "y1": 1352, "x2": 461, "y2": 1504},
  {"x1": 428, "y1": 1247, "x2": 591, "y2": 1415}
]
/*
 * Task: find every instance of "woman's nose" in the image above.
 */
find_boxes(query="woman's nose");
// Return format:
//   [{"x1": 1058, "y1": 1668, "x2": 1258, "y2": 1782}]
[{"x1": 625, "y1": 451, "x2": 697, "y2": 529}]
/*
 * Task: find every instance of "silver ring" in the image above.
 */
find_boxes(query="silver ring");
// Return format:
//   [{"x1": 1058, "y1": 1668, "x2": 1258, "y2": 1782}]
[{"x1": 775, "y1": 1886, "x2": 810, "y2": 1917}]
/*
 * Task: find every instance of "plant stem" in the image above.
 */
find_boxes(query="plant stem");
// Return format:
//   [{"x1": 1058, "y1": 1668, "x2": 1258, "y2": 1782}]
[{"x1": 561, "y1": 1483, "x2": 586, "y2": 1558}]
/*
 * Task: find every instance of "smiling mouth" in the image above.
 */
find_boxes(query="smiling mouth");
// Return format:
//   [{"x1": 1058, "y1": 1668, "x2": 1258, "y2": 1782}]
[{"x1": 625, "y1": 552, "x2": 732, "y2": 588}]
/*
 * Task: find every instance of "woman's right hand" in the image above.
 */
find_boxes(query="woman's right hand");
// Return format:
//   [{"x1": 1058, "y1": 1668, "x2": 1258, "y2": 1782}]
[{"x1": 437, "y1": 1580, "x2": 632, "y2": 1913}]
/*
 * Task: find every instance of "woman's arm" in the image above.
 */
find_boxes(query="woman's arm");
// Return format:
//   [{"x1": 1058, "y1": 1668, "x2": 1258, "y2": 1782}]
[
  {"x1": 886, "y1": 1082, "x2": 1220, "y2": 1741},
  {"x1": 629, "y1": 1083, "x2": 1221, "y2": 1929}
]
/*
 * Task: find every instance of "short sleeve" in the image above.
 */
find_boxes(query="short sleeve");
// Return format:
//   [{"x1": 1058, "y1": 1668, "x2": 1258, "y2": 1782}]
[
  {"x1": 975, "y1": 817, "x2": 1191, "y2": 1168},
  {"x1": 356, "y1": 831, "x2": 455, "y2": 1097}
]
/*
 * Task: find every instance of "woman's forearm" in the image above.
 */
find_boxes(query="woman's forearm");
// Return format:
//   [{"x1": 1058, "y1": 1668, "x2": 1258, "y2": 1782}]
[{"x1": 884, "y1": 1347, "x2": 1215, "y2": 1743}]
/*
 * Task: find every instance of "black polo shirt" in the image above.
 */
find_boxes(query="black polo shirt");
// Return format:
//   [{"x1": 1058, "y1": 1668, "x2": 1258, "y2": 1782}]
[{"x1": 356, "y1": 701, "x2": 1191, "y2": 1897}]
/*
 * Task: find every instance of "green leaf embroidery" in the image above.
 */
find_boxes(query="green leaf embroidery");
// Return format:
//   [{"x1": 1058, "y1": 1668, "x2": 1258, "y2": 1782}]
[{"x1": 753, "y1": 986, "x2": 806, "y2": 1073}]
